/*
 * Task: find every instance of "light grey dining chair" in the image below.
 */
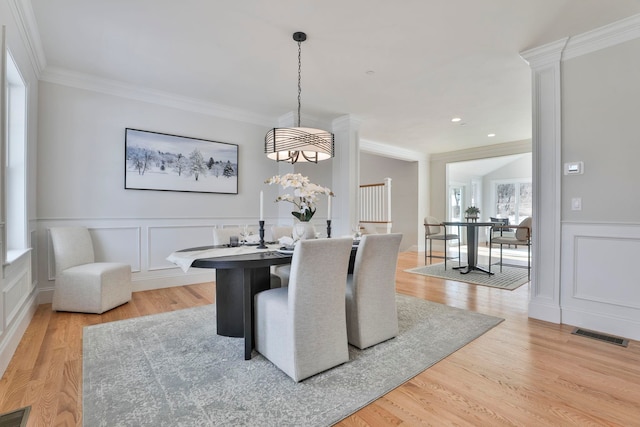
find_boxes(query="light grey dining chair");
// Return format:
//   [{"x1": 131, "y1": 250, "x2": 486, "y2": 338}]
[
  {"x1": 346, "y1": 233, "x2": 403, "y2": 349},
  {"x1": 50, "y1": 226, "x2": 132, "y2": 314},
  {"x1": 424, "y1": 216, "x2": 460, "y2": 268},
  {"x1": 270, "y1": 225, "x2": 294, "y2": 287},
  {"x1": 271, "y1": 225, "x2": 293, "y2": 241},
  {"x1": 212, "y1": 227, "x2": 243, "y2": 246},
  {"x1": 490, "y1": 216, "x2": 532, "y2": 279},
  {"x1": 254, "y1": 238, "x2": 352, "y2": 382}
]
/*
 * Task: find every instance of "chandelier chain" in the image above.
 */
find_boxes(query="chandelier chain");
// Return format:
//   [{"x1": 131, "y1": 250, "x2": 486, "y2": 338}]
[{"x1": 297, "y1": 40, "x2": 302, "y2": 128}]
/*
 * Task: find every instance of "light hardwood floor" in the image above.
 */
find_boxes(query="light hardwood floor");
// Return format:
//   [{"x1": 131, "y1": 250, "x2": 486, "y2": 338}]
[{"x1": 1, "y1": 252, "x2": 639, "y2": 426}]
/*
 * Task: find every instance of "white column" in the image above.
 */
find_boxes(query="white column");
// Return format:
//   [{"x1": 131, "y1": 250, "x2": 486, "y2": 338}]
[
  {"x1": 520, "y1": 38, "x2": 568, "y2": 323},
  {"x1": 331, "y1": 115, "x2": 362, "y2": 237}
]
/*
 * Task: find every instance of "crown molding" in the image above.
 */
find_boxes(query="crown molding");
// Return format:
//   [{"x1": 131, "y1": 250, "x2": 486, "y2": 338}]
[
  {"x1": 8, "y1": 0, "x2": 47, "y2": 77},
  {"x1": 360, "y1": 139, "x2": 427, "y2": 162},
  {"x1": 563, "y1": 13, "x2": 640, "y2": 60},
  {"x1": 332, "y1": 114, "x2": 364, "y2": 132},
  {"x1": 39, "y1": 66, "x2": 276, "y2": 127},
  {"x1": 520, "y1": 38, "x2": 569, "y2": 69},
  {"x1": 429, "y1": 139, "x2": 531, "y2": 164}
]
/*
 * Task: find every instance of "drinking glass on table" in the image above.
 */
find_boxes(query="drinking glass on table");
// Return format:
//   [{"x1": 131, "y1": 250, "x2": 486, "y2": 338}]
[
  {"x1": 240, "y1": 224, "x2": 250, "y2": 244},
  {"x1": 294, "y1": 223, "x2": 306, "y2": 242}
]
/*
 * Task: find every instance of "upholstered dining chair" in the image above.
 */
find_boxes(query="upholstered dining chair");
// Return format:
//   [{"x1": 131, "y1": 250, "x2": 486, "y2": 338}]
[
  {"x1": 490, "y1": 216, "x2": 532, "y2": 278},
  {"x1": 345, "y1": 233, "x2": 402, "y2": 349},
  {"x1": 424, "y1": 216, "x2": 460, "y2": 269},
  {"x1": 271, "y1": 225, "x2": 293, "y2": 241},
  {"x1": 212, "y1": 227, "x2": 244, "y2": 246},
  {"x1": 270, "y1": 225, "x2": 294, "y2": 287},
  {"x1": 254, "y1": 238, "x2": 352, "y2": 382},
  {"x1": 487, "y1": 217, "x2": 510, "y2": 246},
  {"x1": 50, "y1": 226, "x2": 132, "y2": 314}
]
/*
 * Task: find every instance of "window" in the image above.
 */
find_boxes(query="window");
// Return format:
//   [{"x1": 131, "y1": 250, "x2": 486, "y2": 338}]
[
  {"x1": 494, "y1": 180, "x2": 532, "y2": 225},
  {"x1": 5, "y1": 49, "x2": 27, "y2": 260}
]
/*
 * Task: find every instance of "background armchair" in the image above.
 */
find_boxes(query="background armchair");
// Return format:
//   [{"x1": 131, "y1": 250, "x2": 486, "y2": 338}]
[{"x1": 50, "y1": 226, "x2": 132, "y2": 314}]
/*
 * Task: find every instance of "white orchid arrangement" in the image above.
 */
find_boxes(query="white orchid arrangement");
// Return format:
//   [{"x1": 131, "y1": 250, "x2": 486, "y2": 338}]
[{"x1": 265, "y1": 173, "x2": 333, "y2": 222}]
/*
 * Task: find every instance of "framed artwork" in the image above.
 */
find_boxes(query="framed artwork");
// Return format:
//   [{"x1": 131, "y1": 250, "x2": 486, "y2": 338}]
[{"x1": 125, "y1": 128, "x2": 238, "y2": 194}]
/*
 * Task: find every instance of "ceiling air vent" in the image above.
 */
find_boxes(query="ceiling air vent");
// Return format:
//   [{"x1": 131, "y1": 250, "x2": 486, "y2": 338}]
[{"x1": 571, "y1": 328, "x2": 629, "y2": 347}]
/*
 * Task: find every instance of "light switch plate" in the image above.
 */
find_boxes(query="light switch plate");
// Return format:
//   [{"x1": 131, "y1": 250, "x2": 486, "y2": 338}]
[{"x1": 571, "y1": 197, "x2": 582, "y2": 211}]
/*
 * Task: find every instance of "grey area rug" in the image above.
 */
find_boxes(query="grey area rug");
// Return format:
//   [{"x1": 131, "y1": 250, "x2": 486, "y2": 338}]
[
  {"x1": 406, "y1": 262, "x2": 529, "y2": 290},
  {"x1": 83, "y1": 294, "x2": 503, "y2": 427}
]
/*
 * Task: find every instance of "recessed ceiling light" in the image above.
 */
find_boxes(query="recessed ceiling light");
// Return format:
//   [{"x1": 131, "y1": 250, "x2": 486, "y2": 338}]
[
  {"x1": 488, "y1": 133, "x2": 496, "y2": 137},
  {"x1": 365, "y1": 70, "x2": 375, "y2": 75},
  {"x1": 451, "y1": 117, "x2": 462, "y2": 122}
]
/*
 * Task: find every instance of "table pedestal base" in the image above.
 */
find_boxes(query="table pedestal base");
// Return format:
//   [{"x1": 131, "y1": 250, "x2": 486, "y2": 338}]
[
  {"x1": 454, "y1": 265, "x2": 494, "y2": 275},
  {"x1": 216, "y1": 267, "x2": 271, "y2": 359}
]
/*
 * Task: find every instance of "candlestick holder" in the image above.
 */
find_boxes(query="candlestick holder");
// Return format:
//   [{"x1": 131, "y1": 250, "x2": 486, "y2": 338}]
[
  {"x1": 257, "y1": 220, "x2": 267, "y2": 249},
  {"x1": 326, "y1": 220, "x2": 332, "y2": 238}
]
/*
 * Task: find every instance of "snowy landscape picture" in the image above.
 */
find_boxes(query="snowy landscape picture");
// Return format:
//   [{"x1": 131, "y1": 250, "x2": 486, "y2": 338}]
[{"x1": 125, "y1": 128, "x2": 238, "y2": 194}]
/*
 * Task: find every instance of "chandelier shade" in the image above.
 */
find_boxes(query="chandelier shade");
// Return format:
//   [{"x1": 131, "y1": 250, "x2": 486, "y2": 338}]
[
  {"x1": 264, "y1": 32, "x2": 334, "y2": 164},
  {"x1": 265, "y1": 127, "x2": 334, "y2": 163}
]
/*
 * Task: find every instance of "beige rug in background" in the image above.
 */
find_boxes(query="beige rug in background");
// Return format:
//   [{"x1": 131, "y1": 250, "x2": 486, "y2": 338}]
[{"x1": 406, "y1": 262, "x2": 529, "y2": 290}]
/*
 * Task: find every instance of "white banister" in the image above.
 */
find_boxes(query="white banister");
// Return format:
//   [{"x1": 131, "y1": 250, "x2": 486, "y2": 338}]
[{"x1": 359, "y1": 178, "x2": 392, "y2": 233}]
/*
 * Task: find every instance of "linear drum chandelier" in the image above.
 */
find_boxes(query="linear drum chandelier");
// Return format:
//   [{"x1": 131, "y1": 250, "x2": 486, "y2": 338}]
[{"x1": 265, "y1": 32, "x2": 334, "y2": 164}]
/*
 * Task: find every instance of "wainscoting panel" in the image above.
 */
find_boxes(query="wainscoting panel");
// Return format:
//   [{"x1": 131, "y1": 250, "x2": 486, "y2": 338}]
[
  {"x1": 4, "y1": 269, "x2": 30, "y2": 327},
  {"x1": 90, "y1": 227, "x2": 142, "y2": 272},
  {"x1": 148, "y1": 225, "x2": 215, "y2": 271},
  {"x1": 37, "y1": 218, "x2": 283, "y2": 300},
  {"x1": 561, "y1": 222, "x2": 640, "y2": 341}
]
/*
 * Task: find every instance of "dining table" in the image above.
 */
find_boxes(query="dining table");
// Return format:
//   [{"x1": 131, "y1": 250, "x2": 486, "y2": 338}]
[
  {"x1": 167, "y1": 242, "x2": 358, "y2": 360},
  {"x1": 443, "y1": 221, "x2": 494, "y2": 275}
]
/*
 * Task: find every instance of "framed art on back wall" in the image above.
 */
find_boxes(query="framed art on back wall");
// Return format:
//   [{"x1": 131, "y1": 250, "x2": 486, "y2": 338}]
[{"x1": 125, "y1": 128, "x2": 238, "y2": 194}]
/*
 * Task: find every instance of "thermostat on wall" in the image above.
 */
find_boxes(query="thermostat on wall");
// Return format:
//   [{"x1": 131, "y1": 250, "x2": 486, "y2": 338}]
[{"x1": 564, "y1": 161, "x2": 584, "y2": 175}]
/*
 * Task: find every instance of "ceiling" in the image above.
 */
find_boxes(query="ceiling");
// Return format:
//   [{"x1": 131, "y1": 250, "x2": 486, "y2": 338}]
[{"x1": 28, "y1": 0, "x2": 640, "y2": 155}]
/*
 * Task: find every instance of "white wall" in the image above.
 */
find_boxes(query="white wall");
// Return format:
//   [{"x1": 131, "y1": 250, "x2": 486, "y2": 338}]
[
  {"x1": 559, "y1": 36, "x2": 640, "y2": 339},
  {"x1": 522, "y1": 14, "x2": 640, "y2": 340},
  {"x1": 36, "y1": 81, "x2": 286, "y2": 295}
]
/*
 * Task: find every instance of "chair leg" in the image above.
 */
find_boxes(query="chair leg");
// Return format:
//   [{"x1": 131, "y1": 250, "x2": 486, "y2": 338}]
[
  {"x1": 424, "y1": 234, "x2": 427, "y2": 265},
  {"x1": 500, "y1": 244, "x2": 503, "y2": 272},
  {"x1": 527, "y1": 243, "x2": 531, "y2": 279},
  {"x1": 444, "y1": 231, "x2": 448, "y2": 270},
  {"x1": 488, "y1": 238, "x2": 492, "y2": 274}
]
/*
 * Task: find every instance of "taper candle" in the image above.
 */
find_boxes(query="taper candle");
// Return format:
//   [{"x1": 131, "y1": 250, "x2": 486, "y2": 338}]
[
  {"x1": 260, "y1": 191, "x2": 264, "y2": 221},
  {"x1": 327, "y1": 195, "x2": 332, "y2": 219}
]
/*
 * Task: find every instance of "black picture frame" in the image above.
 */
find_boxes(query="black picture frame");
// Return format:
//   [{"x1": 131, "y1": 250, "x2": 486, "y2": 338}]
[{"x1": 125, "y1": 128, "x2": 238, "y2": 194}]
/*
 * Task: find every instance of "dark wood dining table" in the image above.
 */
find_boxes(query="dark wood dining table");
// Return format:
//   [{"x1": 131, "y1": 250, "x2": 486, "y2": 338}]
[
  {"x1": 174, "y1": 244, "x2": 358, "y2": 360},
  {"x1": 178, "y1": 246, "x2": 292, "y2": 360},
  {"x1": 443, "y1": 221, "x2": 494, "y2": 275}
]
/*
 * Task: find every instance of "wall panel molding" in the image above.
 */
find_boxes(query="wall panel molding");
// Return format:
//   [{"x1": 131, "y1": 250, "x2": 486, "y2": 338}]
[{"x1": 561, "y1": 222, "x2": 640, "y2": 340}]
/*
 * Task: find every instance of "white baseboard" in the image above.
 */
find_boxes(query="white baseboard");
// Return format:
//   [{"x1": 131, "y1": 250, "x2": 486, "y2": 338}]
[
  {"x1": 562, "y1": 307, "x2": 640, "y2": 342},
  {"x1": 132, "y1": 269, "x2": 215, "y2": 292},
  {"x1": 0, "y1": 291, "x2": 39, "y2": 378},
  {"x1": 528, "y1": 300, "x2": 561, "y2": 323}
]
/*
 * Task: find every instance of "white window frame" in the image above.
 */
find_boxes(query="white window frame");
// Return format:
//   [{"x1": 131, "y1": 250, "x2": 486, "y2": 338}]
[
  {"x1": 491, "y1": 178, "x2": 532, "y2": 225},
  {"x1": 4, "y1": 47, "x2": 28, "y2": 263}
]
